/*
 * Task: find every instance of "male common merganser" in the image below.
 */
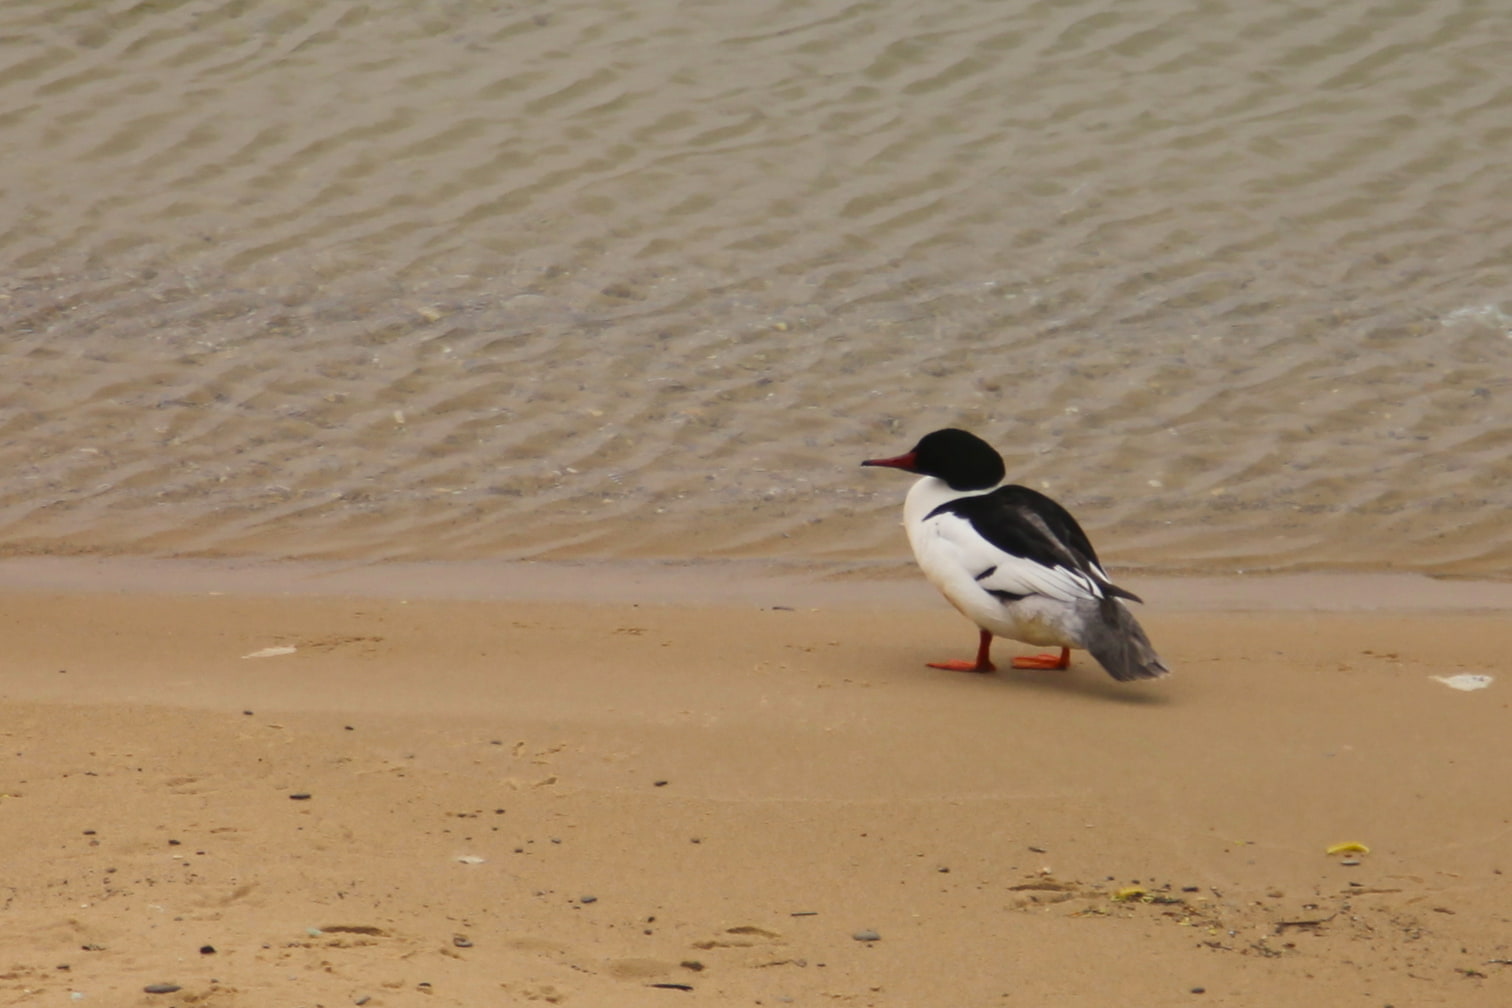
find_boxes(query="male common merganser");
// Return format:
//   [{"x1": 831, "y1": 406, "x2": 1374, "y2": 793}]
[{"x1": 862, "y1": 428, "x2": 1169, "y2": 682}]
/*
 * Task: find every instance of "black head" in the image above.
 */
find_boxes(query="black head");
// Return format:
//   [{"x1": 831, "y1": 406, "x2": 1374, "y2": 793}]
[{"x1": 861, "y1": 428, "x2": 1005, "y2": 491}]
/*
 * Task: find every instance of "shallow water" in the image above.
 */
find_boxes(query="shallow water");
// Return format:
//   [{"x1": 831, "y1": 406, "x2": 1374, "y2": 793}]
[{"x1": 2, "y1": 0, "x2": 1509, "y2": 577}]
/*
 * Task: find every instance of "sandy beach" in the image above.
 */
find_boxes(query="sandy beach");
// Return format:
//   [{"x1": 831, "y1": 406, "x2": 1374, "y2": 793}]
[{"x1": 1, "y1": 562, "x2": 1508, "y2": 1007}]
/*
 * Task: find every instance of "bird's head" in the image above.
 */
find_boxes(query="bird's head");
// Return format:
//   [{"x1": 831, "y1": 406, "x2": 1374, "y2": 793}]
[{"x1": 861, "y1": 428, "x2": 1005, "y2": 491}]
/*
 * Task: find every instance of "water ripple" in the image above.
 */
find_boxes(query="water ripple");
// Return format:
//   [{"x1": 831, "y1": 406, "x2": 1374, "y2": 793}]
[{"x1": 0, "y1": 0, "x2": 1508, "y2": 576}]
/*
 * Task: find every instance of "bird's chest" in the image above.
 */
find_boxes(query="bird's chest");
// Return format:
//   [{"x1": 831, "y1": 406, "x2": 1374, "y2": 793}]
[{"x1": 906, "y1": 518, "x2": 1077, "y2": 648}]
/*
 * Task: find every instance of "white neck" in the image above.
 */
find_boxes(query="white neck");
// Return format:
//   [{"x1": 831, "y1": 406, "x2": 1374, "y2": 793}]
[{"x1": 903, "y1": 475, "x2": 997, "y2": 527}]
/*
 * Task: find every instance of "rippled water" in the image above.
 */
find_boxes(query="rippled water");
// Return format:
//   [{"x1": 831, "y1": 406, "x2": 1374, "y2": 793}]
[{"x1": 2, "y1": 0, "x2": 1509, "y2": 578}]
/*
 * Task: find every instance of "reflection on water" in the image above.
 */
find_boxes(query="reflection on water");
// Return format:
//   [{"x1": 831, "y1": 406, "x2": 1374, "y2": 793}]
[{"x1": 1, "y1": 0, "x2": 1509, "y2": 577}]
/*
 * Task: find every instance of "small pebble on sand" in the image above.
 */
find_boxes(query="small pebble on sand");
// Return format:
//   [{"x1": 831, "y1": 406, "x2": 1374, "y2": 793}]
[{"x1": 852, "y1": 929, "x2": 881, "y2": 942}]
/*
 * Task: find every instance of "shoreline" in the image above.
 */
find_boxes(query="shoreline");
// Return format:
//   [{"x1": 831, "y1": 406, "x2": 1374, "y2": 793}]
[{"x1": 1, "y1": 553, "x2": 1510, "y2": 611}]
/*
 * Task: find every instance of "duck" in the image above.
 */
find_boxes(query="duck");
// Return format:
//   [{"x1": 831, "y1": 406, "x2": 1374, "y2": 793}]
[{"x1": 862, "y1": 428, "x2": 1169, "y2": 682}]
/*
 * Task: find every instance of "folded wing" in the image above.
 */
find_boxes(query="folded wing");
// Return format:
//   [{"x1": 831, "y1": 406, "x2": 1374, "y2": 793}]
[{"x1": 925, "y1": 485, "x2": 1140, "y2": 605}]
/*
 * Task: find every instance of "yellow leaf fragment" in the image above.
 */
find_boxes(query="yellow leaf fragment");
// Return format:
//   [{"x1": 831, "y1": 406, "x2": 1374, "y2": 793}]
[{"x1": 1326, "y1": 842, "x2": 1370, "y2": 856}]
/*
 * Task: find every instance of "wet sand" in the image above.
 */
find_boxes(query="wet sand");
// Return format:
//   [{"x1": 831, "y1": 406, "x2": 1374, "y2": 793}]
[{"x1": 2, "y1": 567, "x2": 1508, "y2": 1006}]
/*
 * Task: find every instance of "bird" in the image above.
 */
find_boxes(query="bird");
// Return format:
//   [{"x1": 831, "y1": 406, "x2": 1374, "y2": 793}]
[{"x1": 861, "y1": 428, "x2": 1169, "y2": 682}]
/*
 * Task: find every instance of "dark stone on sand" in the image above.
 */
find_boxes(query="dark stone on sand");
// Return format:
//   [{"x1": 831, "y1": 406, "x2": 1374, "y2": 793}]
[
  {"x1": 852, "y1": 929, "x2": 881, "y2": 942},
  {"x1": 144, "y1": 984, "x2": 182, "y2": 994},
  {"x1": 289, "y1": 793, "x2": 312, "y2": 800}
]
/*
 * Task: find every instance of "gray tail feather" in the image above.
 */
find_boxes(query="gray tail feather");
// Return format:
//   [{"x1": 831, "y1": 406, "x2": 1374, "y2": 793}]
[{"x1": 1084, "y1": 598, "x2": 1170, "y2": 682}]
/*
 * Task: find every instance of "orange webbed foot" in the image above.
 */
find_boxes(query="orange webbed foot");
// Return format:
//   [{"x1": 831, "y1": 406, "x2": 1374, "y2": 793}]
[
  {"x1": 926, "y1": 630, "x2": 996, "y2": 673},
  {"x1": 1011, "y1": 647, "x2": 1071, "y2": 670},
  {"x1": 927, "y1": 658, "x2": 996, "y2": 674}
]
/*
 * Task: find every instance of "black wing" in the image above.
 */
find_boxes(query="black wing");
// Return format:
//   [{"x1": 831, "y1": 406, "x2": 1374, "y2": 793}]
[{"x1": 926, "y1": 484, "x2": 1141, "y2": 603}]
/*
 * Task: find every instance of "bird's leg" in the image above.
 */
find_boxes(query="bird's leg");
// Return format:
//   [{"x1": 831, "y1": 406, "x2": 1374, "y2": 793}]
[
  {"x1": 1011, "y1": 646, "x2": 1071, "y2": 670},
  {"x1": 927, "y1": 629, "x2": 996, "y2": 673}
]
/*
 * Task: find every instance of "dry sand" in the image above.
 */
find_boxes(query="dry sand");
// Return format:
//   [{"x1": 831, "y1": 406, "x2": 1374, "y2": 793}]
[{"x1": 1, "y1": 562, "x2": 1509, "y2": 1007}]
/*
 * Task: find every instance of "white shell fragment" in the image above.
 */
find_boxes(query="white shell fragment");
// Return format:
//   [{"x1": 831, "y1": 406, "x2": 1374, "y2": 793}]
[
  {"x1": 1431, "y1": 674, "x2": 1493, "y2": 691},
  {"x1": 242, "y1": 646, "x2": 298, "y2": 659}
]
